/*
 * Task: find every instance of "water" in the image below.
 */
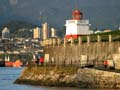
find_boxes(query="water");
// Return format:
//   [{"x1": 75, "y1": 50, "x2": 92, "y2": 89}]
[{"x1": 0, "y1": 67, "x2": 81, "y2": 90}]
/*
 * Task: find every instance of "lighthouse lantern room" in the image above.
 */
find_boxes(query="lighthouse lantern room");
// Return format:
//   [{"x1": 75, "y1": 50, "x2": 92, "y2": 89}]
[{"x1": 65, "y1": 9, "x2": 90, "y2": 39}]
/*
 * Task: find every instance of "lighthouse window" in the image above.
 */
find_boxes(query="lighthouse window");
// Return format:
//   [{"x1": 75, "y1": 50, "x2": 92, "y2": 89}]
[
  {"x1": 78, "y1": 20, "x2": 89, "y2": 24},
  {"x1": 68, "y1": 21, "x2": 75, "y2": 24}
]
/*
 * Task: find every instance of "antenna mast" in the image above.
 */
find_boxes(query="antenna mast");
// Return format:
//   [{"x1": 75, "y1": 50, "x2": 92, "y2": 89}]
[{"x1": 75, "y1": 0, "x2": 79, "y2": 9}]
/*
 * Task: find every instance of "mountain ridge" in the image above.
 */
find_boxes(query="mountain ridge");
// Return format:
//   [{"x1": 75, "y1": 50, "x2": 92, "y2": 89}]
[
  {"x1": 0, "y1": 20, "x2": 39, "y2": 34},
  {"x1": 0, "y1": 0, "x2": 120, "y2": 29}
]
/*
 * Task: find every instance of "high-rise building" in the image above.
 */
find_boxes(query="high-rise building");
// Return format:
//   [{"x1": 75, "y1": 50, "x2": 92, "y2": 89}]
[
  {"x1": 42, "y1": 22, "x2": 49, "y2": 40},
  {"x1": 65, "y1": 9, "x2": 90, "y2": 39},
  {"x1": 2, "y1": 27, "x2": 10, "y2": 39},
  {"x1": 51, "y1": 28, "x2": 57, "y2": 37},
  {"x1": 33, "y1": 27, "x2": 41, "y2": 39}
]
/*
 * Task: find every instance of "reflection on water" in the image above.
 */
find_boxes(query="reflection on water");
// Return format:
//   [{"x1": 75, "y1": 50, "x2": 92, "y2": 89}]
[{"x1": 0, "y1": 67, "x2": 81, "y2": 90}]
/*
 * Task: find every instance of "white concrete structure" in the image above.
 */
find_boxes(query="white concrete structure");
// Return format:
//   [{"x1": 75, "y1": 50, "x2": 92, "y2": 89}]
[
  {"x1": 66, "y1": 20, "x2": 90, "y2": 39},
  {"x1": 65, "y1": 9, "x2": 90, "y2": 39},
  {"x1": 51, "y1": 28, "x2": 57, "y2": 37}
]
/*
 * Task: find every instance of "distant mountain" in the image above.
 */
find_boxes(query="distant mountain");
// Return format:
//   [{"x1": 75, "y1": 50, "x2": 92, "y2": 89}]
[
  {"x1": 0, "y1": 21, "x2": 39, "y2": 38},
  {"x1": 0, "y1": 0, "x2": 120, "y2": 29},
  {"x1": 0, "y1": 21, "x2": 38, "y2": 32}
]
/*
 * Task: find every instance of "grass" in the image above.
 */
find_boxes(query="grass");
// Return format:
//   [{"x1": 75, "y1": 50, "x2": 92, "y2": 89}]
[
  {"x1": 22, "y1": 66, "x2": 79, "y2": 76},
  {"x1": 73, "y1": 30, "x2": 120, "y2": 43}
]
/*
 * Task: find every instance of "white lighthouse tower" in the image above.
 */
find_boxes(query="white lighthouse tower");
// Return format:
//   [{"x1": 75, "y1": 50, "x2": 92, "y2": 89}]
[{"x1": 65, "y1": 9, "x2": 90, "y2": 39}]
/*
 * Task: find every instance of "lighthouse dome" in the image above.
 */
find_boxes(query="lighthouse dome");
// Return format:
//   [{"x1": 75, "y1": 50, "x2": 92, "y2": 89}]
[{"x1": 72, "y1": 9, "x2": 83, "y2": 20}]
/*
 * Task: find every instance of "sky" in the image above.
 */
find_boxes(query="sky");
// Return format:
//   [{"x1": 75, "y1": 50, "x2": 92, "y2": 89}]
[{"x1": 0, "y1": 0, "x2": 120, "y2": 29}]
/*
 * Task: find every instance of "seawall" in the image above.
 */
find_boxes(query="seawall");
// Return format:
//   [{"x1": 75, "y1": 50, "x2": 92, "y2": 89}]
[
  {"x1": 15, "y1": 67, "x2": 120, "y2": 89},
  {"x1": 44, "y1": 42, "x2": 120, "y2": 67}
]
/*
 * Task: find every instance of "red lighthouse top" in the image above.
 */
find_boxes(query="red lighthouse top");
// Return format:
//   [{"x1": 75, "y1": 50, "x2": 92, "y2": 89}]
[{"x1": 72, "y1": 9, "x2": 83, "y2": 20}]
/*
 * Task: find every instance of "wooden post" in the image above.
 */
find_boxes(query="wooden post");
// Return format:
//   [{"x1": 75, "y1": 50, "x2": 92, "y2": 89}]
[
  {"x1": 57, "y1": 38, "x2": 61, "y2": 47},
  {"x1": 49, "y1": 39, "x2": 52, "y2": 46},
  {"x1": 46, "y1": 39, "x2": 49, "y2": 46},
  {"x1": 64, "y1": 38, "x2": 66, "y2": 47},
  {"x1": 53, "y1": 38, "x2": 56, "y2": 47},
  {"x1": 52, "y1": 39, "x2": 54, "y2": 47},
  {"x1": 109, "y1": 34, "x2": 112, "y2": 43},
  {"x1": 46, "y1": 39, "x2": 48, "y2": 46},
  {"x1": 87, "y1": 35, "x2": 90, "y2": 44},
  {"x1": 70, "y1": 37, "x2": 74, "y2": 45},
  {"x1": 78, "y1": 36, "x2": 82, "y2": 45},
  {"x1": 44, "y1": 40, "x2": 46, "y2": 46},
  {"x1": 97, "y1": 35, "x2": 101, "y2": 42},
  {"x1": 118, "y1": 47, "x2": 120, "y2": 53}
]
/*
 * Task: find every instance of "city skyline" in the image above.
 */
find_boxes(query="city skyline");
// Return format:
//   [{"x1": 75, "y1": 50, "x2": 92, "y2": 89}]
[{"x1": 0, "y1": 0, "x2": 120, "y2": 29}]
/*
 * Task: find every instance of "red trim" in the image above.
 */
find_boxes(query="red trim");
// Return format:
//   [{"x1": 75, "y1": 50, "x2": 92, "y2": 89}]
[
  {"x1": 65, "y1": 34, "x2": 86, "y2": 39},
  {"x1": 5, "y1": 61, "x2": 13, "y2": 67}
]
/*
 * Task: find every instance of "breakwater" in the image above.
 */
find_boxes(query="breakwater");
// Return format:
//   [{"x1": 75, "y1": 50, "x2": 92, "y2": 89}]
[
  {"x1": 15, "y1": 67, "x2": 120, "y2": 89},
  {"x1": 44, "y1": 42, "x2": 120, "y2": 67},
  {"x1": 15, "y1": 35, "x2": 120, "y2": 88}
]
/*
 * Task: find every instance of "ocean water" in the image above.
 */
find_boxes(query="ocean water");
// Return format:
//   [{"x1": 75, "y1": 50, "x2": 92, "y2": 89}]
[{"x1": 0, "y1": 67, "x2": 81, "y2": 90}]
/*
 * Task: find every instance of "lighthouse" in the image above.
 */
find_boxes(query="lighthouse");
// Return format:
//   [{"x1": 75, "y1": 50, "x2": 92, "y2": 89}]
[{"x1": 65, "y1": 9, "x2": 90, "y2": 39}]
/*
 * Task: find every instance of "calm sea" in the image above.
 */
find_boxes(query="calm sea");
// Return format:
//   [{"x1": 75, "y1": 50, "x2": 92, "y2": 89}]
[{"x1": 0, "y1": 67, "x2": 116, "y2": 90}]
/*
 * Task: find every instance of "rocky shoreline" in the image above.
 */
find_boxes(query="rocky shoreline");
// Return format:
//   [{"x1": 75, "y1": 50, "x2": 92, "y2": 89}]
[
  {"x1": 14, "y1": 67, "x2": 78, "y2": 87},
  {"x1": 14, "y1": 66, "x2": 120, "y2": 89}
]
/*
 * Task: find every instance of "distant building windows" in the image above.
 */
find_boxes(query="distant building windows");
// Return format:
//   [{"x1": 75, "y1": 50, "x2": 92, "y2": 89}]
[
  {"x1": 2, "y1": 27, "x2": 10, "y2": 39},
  {"x1": 42, "y1": 22, "x2": 50, "y2": 40},
  {"x1": 33, "y1": 27, "x2": 41, "y2": 39},
  {"x1": 51, "y1": 28, "x2": 57, "y2": 38}
]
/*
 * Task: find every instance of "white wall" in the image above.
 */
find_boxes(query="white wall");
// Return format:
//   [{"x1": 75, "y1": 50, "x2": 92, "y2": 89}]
[{"x1": 66, "y1": 19, "x2": 90, "y2": 35}]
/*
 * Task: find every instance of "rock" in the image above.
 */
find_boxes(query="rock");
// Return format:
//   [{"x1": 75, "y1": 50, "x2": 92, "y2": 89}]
[
  {"x1": 77, "y1": 68, "x2": 120, "y2": 88},
  {"x1": 15, "y1": 67, "x2": 120, "y2": 88}
]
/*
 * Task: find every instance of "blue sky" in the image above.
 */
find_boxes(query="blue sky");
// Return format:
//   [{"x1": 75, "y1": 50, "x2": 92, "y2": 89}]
[{"x1": 0, "y1": 0, "x2": 120, "y2": 29}]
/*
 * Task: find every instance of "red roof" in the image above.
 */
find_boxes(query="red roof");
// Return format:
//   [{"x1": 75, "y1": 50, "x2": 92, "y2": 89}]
[
  {"x1": 72, "y1": 9, "x2": 83, "y2": 20},
  {"x1": 72, "y1": 9, "x2": 83, "y2": 15}
]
